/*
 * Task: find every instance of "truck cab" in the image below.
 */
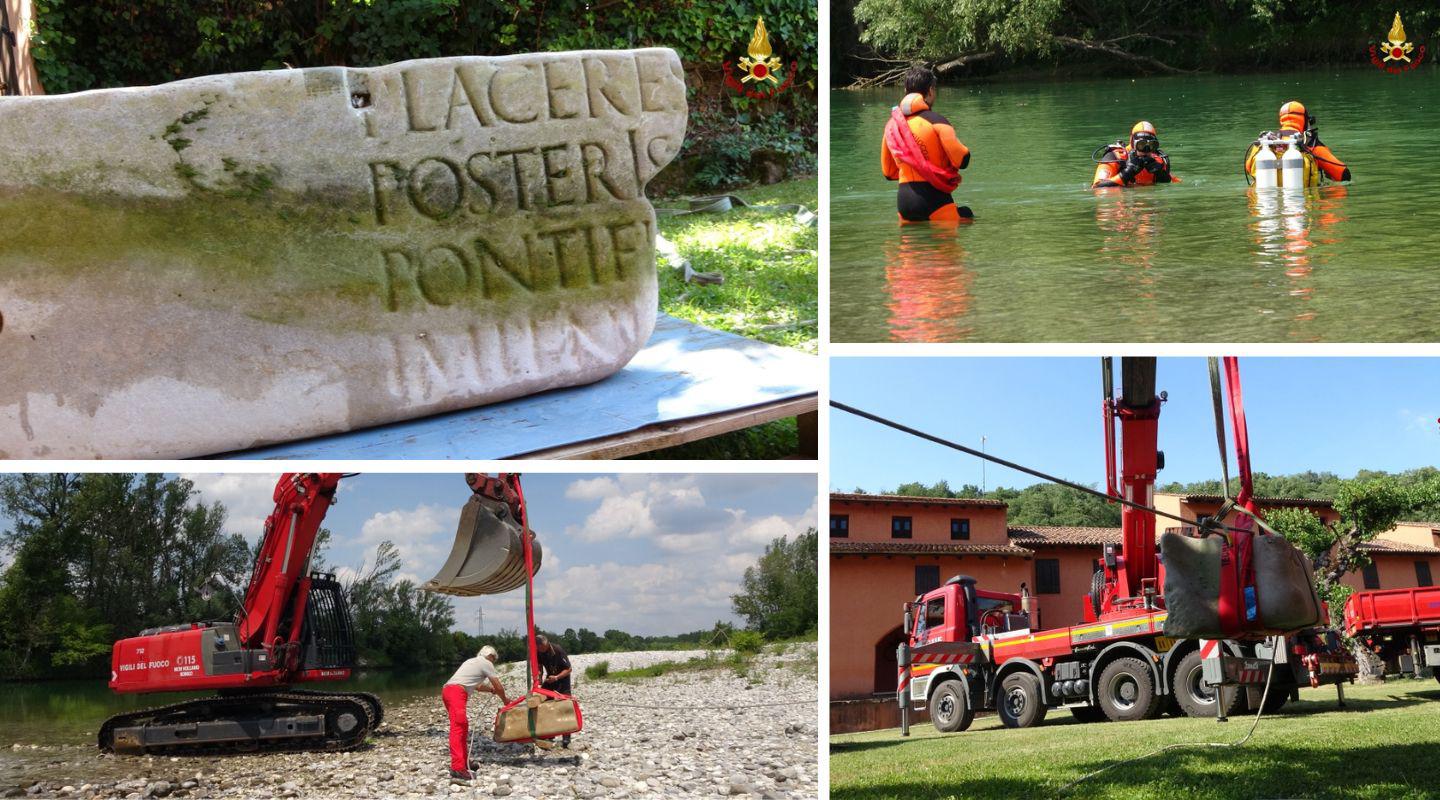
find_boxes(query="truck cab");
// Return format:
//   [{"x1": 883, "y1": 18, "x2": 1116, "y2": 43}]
[{"x1": 901, "y1": 575, "x2": 1029, "y2": 732}]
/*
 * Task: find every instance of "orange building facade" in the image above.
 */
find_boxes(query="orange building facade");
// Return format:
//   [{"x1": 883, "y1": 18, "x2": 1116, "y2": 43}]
[{"x1": 830, "y1": 491, "x2": 1440, "y2": 732}]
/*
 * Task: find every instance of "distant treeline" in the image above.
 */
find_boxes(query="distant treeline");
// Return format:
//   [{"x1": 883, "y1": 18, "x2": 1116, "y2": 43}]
[
  {"x1": 860, "y1": 468, "x2": 1440, "y2": 527},
  {"x1": 0, "y1": 475, "x2": 816, "y2": 681},
  {"x1": 835, "y1": 1, "x2": 1439, "y2": 85}
]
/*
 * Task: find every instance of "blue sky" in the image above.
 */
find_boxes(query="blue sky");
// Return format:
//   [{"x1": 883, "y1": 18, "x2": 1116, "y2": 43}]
[
  {"x1": 831, "y1": 357, "x2": 1439, "y2": 493},
  {"x1": 159, "y1": 473, "x2": 816, "y2": 637}
]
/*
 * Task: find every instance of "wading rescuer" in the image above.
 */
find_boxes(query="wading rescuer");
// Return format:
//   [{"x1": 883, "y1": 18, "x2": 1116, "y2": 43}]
[
  {"x1": 535, "y1": 635, "x2": 574, "y2": 748},
  {"x1": 1091, "y1": 122, "x2": 1175, "y2": 188},
  {"x1": 881, "y1": 65, "x2": 973, "y2": 223},
  {"x1": 442, "y1": 645, "x2": 511, "y2": 782},
  {"x1": 1244, "y1": 100, "x2": 1351, "y2": 184}
]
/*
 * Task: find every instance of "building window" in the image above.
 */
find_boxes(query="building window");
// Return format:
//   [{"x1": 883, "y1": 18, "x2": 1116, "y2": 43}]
[
  {"x1": 830, "y1": 515, "x2": 849, "y2": 538},
  {"x1": 915, "y1": 565, "x2": 940, "y2": 595},
  {"x1": 891, "y1": 516, "x2": 913, "y2": 539},
  {"x1": 1417, "y1": 561, "x2": 1434, "y2": 587},
  {"x1": 1036, "y1": 558, "x2": 1061, "y2": 594},
  {"x1": 1362, "y1": 562, "x2": 1381, "y2": 590},
  {"x1": 951, "y1": 518, "x2": 970, "y2": 540}
]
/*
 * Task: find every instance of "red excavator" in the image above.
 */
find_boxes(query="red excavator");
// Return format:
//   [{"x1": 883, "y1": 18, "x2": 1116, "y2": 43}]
[
  {"x1": 100, "y1": 472, "x2": 540, "y2": 755},
  {"x1": 890, "y1": 357, "x2": 1354, "y2": 733}
]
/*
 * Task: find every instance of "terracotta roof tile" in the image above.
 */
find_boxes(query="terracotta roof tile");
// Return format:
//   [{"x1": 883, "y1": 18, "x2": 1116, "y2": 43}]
[
  {"x1": 1359, "y1": 538, "x2": 1440, "y2": 555},
  {"x1": 1008, "y1": 526, "x2": 1123, "y2": 547},
  {"x1": 1156, "y1": 493, "x2": 1334, "y2": 509},
  {"x1": 830, "y1": 540, "x2": 1032, "y2": 558},
  {"x1": 830, "y1": 493, "x2": 1008, "y2": 509}
]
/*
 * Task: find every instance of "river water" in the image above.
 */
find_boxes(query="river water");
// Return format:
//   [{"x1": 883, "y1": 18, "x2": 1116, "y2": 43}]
[
  {"x1": 830, "y1": 68, "x2": 1440, "y2": 342},
  {"x1": 0, "y1": 671, "x2": 446, "y2": 750}
]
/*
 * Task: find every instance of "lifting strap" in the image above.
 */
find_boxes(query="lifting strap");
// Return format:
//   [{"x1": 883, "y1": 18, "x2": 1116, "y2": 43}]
[{"x1": 493, "y1": 474, "x2": 579, "y2": 743}]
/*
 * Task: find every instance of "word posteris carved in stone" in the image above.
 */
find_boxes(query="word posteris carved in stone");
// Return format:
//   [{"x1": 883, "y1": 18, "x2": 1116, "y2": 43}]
[{"x1": 0, "y1": 49, "x2": 687, "y2": 458}]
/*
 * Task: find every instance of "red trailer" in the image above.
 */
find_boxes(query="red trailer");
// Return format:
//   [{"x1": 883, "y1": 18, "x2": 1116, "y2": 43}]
[{"x1": 1344, "y1": 586, "x2": 1440, "y2": 681}]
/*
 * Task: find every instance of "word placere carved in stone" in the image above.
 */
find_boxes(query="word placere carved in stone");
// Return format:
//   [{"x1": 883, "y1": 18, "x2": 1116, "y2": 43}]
[{"x1": 0, "y1": 49, "x2": 686, "y2": 458}]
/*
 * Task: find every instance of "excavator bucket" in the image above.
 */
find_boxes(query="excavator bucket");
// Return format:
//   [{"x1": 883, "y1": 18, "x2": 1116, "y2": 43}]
[{"x1": 424, "y1": 493, "x2": 542, "y2": 596}]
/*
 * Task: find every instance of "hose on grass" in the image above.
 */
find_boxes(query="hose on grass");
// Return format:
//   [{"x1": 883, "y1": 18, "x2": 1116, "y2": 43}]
[{"x1": 1056, "y1": 658, "x2": 1277, "y2": 796}]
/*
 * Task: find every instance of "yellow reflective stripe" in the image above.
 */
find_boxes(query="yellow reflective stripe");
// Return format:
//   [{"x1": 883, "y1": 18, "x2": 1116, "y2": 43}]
[
  {"x1": 992, "y1": 630, "x2": 1070, "y2": 647},
  {"x1": 992, "y1": 612, "x2": 1168, "y2": 647}
]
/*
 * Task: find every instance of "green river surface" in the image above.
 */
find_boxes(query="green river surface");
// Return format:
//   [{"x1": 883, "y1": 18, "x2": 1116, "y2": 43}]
[
  {"x1": 830, "y1": 68, "x2": 1440, "y2": 342},
  {"x1": 0, "y1": 672, "x2": 446, "y2": 784}
]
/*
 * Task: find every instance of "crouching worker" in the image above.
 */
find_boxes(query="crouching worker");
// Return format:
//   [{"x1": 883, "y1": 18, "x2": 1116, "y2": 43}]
[
  {"x1": 442, "y1": 645, "x2": 510, "y2": 782},
  {"x1": 881, "y1": 65, "x2": 973, "y2": 223},
  {"x1": 1092, "y1": 121, "x2": 1174, "y2": 188},
  {"x1": 536, "y1": 635, "x2": 574, "y2": 748}
]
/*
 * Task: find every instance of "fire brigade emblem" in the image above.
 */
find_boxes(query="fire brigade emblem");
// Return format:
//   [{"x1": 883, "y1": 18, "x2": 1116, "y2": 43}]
[
  {"x1": 724, "y1": 17, "x2": 797, "y2": 98},
  {"x1": 1370, "y1": 12, "x2": 1426, "y2": 73}
]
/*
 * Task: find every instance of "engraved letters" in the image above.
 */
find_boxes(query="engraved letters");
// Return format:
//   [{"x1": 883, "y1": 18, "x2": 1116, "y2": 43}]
[{"x1": 369, "y1": 50, "x2": 683, "y2": 311}]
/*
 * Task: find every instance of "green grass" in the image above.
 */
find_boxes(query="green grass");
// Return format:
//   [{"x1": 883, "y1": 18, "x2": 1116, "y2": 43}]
[
  {"x1": 830, "y1": 679, "x2": 1440, "y2": 800},
  {"x1": 654, "y1": 176, "x2": 817, "y2": 352},
  {"x1": 632, "y1": 176, "x2": 817, "y2": 460}
]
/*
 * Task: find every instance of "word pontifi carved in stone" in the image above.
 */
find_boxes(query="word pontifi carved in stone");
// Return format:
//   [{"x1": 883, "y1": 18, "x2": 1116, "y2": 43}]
[{"x1": 0, "y1": 49, "x2": 686, "y2": 458}]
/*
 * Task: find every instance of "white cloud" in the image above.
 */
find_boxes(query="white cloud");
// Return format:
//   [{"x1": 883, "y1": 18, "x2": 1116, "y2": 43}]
[
  {"x1": 355, "y1": 503, "x2": 459, "y2": 581},
  {"x1": 571, "y1": 492, "x2": 657, "y2": 541},
  {"x1": 182, "y1": 473, "x2": 285, "y2": 540},
  {"x1": 565, "y1": 477, "x2": 620, "y2": 501},
  {"x1": 1400, "y1": 408, "x2": 1438, "y2": 435}
]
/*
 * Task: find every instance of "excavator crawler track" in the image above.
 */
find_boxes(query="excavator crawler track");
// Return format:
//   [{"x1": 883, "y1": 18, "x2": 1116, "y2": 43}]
[{"x1": 98, "y1": 690, "x2": 375, "y2": 756}]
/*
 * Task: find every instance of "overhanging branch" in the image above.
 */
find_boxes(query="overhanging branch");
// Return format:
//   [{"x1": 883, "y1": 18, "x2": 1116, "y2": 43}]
[{"x1": 1053, "y1": 35, "x2": 1198, "y2": 74}]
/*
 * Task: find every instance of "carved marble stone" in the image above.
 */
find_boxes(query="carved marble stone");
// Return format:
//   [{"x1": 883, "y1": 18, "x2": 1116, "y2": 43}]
[{"x1": 0, "y1": 50, "x2": 686, "y2": 457}]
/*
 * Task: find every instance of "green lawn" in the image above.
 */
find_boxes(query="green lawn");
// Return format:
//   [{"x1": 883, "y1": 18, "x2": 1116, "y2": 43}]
[
  {"x1": 830, "y1": 679, "x2": 1440, "y2": 800},
  {"x1": 630, "y1": 176, "x2": 818, "y2": 460}
]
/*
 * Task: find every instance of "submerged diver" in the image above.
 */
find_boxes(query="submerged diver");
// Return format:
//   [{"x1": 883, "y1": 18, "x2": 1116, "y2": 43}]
[
  {"x1": 1091, "y1": 122, "x2": 1175, "y2": 189},
  {"x1": 1245, "y1": 101, "x2": 1351, "y2": 184},
  {"x1": 880, "y1": 65, "x2": 973, "y2": 223}
]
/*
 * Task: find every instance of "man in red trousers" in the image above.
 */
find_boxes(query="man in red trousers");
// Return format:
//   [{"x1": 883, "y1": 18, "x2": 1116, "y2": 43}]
[{"x1": 441, "y1": 645, "x2": 511, "y2": 782}]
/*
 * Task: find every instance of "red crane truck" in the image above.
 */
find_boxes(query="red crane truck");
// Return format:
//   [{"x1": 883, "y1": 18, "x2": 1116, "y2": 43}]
[
  {"x1": 895, "y1": 358, "x2": 1357, "y2": 735},
  {"x1": 1344, "y1": 586, "x2": 1440, "y2": 682},
  {"x1": 100, "y1": 473, "x2": 539, "y2": 755}
]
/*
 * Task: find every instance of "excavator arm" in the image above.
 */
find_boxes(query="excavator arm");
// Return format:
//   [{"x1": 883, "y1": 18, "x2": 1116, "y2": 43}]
[{"x1": 237, "y1": 472, "x2": 343, "y2": 669}]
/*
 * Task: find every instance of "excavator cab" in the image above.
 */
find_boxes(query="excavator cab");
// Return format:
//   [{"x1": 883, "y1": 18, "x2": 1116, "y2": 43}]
[{"x1": 425, "y1": 474, "x2": 543, "y2": 596}]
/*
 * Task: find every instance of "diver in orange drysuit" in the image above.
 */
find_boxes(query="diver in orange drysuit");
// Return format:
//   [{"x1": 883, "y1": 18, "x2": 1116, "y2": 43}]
[
  {"x1": 1245, "y1": 101, "x2": 1351, "y2": 183},
  {"x1": 880, "y1": 65, "x2": 973, "y2": 223},
  {"x1": 1091, "y1": 122, "x2": 1175, "y2": 189}
]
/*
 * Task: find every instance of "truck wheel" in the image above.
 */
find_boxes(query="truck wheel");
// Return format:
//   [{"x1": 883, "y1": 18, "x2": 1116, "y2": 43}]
[
  {"x1": 1069, "y1": 705, "x2": 1108, "y2": 724},
  {"x1": 998, "y1": 673, "x2": 1048, "y2": 729},
  {"x1": 1097, "y1": 657, "x2": 1162, "y2": 722},
  {"x1": 1260, "y1": 691, "x2": 1288, "y2": 714},
  {"x1": 928, "y1": 680, "x2": 974, "y2": 733},
  {"x1": 1172, "y1": 650, "x2": 1241, "y2": 719}
]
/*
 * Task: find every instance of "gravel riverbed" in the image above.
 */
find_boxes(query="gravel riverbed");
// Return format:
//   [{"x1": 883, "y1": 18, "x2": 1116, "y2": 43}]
[{"x1": 3, "y1": 646, "x2": 818, "y2": 799}]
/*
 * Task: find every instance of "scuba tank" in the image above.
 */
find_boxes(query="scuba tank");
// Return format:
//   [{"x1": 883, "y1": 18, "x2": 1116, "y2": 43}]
[
  {"x1": 1279, "y1": 142, "x2": 1306, "y2": 189},
  {"x1": 1252, "y1": 141, "x2": 1278, "y2": 188}
]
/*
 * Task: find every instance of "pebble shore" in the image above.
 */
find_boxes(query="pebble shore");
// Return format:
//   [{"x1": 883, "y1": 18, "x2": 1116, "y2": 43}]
[{"x1": 3, "y1": 646, "x2": 818, "y2": 799}]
